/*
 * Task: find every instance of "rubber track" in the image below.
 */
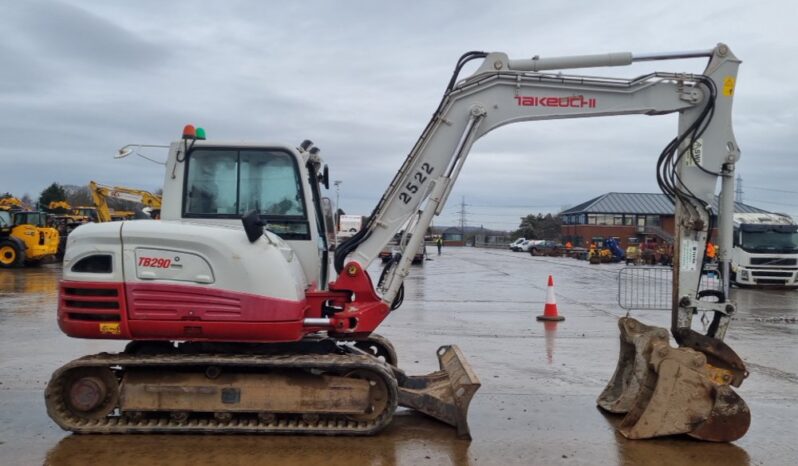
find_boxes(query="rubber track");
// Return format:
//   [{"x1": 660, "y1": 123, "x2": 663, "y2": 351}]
[{"x1": 45, "y1": 352, "x2": 398, "y2": 435}]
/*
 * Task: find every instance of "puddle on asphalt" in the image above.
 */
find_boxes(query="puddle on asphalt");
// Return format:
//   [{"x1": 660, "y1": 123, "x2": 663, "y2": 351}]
[{"x1": 43, "y1": 415, "x2": 474, "y2": 466}]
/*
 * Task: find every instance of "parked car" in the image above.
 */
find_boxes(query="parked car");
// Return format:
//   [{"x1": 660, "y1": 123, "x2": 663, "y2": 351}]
[
  {"x1": 379, "y1": 236, "x2": 426, "y2": 264},
  {"x1": 517, "y1": 239, "x2": 545, "y2": 252},
  {"x1": 528, "y1": 240, "x2": 563, "y2": 256},
  {"x1": 509, "y1": 238, "x2": 526, "y2": 251}
]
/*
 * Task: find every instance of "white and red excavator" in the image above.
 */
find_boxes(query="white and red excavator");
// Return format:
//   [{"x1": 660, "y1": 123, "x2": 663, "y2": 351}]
[{"x1": 48, "y1": 43, "x2": 749, "y2": 441}]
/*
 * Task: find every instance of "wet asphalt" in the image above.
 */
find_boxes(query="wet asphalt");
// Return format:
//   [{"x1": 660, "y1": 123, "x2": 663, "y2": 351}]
[{"x1": 0, "y1": 247, "x2": 796, "y2": 465}]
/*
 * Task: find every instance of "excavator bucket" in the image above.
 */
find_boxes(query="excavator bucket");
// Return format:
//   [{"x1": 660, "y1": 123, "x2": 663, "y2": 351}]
[
  {"x1": 599, "y1": 317, "x2": 750, "y2": 442},
  {"x1": 597, "y1": 318, "x2": 669, "y2": 413},
  {"x1": 395, "y1": 345, "x2": 481, "y2": 439}
]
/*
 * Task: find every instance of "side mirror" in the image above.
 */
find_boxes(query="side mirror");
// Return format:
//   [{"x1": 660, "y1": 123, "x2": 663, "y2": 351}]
[
  {"x1": 241, "y1": 210, "x2": 265, "y2": 243},
  {"x1": 321, "y1": 165, "x2": 330, "y2": 190}
]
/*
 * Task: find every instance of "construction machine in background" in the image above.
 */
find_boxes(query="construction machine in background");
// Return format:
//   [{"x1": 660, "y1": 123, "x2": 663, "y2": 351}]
[
  {"x1": 49, "y1": 43, "x2": 749, "y2": 441},
  {"x1": 0, "y1": 206, "x2": 60, "y2": 267},
  {"x1": 89, "y1": 181, "x2": 162, "y2": 222},
  {"x1": 588, "y1": 237, "x2": 624, "y2": 264},
  {"x1": 625, "y1": 237, "x2": 642, "y2": 265},
  {"x1": 48, "y1": 200, "x2": 99, "y2": 224},
  {"x1": 1, "y1": 197, "x2": 29, "y2": 210}
]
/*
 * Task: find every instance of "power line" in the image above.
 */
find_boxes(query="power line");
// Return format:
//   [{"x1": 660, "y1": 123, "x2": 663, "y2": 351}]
[
  {"x1": 455, "y1": 196, "x2": 469, "y2": 233},
  {"x1": 746, "y1": 186, "x2": 798, "y2": 195},
  {"x1": 465, "y1": 203, "x2": 563, "y2": 209},
  {"x1": 745, "y1": 198, "x2": 798, "y2": 207}
]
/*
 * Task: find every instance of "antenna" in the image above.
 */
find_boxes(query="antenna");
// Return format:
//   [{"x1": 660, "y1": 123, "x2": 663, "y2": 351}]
[
  {"x1": 456, "y1": 196, "x2": 469, "y2": 234},
  {"x1": 735, "y1": 174, "x2": 743, "y2": 203}
]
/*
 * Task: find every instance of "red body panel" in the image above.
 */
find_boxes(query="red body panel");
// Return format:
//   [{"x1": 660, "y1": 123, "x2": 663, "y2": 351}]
[
  {"x1": 125, "y1": 282, "x2": 305, "y2": 322},
  {"x1": 59, "y1": 264, "x2": 391, "y2": 344}
]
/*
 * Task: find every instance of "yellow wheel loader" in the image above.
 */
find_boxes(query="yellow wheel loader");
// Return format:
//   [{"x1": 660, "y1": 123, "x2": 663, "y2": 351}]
[{"x1": 0, "y1": 209, "x2": 60, "y2": 267}]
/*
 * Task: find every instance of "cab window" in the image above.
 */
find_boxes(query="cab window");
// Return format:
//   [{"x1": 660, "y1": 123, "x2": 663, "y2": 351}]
[{"x1": 183, "y1": 148, "x2": 309, "y2": 240}]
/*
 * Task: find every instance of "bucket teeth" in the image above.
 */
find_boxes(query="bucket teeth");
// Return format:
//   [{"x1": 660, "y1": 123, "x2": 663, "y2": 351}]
[
  {"x1": 599, "y1": 317, "x2": 750, "y2": 441},
  {"x1": 396, "y1": 345, "x2": 481, "y2": 439}
]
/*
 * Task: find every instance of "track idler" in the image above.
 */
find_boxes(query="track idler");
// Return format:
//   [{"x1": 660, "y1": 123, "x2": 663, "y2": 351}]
[
  {"x1": 598, "y1": 317, "x2": 750, "y2": 442},
  {"x1": 394, "y1": 345, "x2": 481, "y2": 439}
]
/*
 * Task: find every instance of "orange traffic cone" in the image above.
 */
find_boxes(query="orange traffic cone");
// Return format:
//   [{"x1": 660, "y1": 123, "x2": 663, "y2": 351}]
[{"x1": 537, "y1": 275, "x2": 565, "y2": 322}]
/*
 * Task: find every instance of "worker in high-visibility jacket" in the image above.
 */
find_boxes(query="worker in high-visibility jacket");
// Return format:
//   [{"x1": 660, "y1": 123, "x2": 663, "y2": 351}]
[{"x1": 706, "y1": 242, "x2": 717, "y2": 263}]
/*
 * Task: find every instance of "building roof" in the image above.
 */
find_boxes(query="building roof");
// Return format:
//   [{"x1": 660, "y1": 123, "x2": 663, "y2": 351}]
[
  {"x1": 561, "y1": 193, "x2": 674, "y2": 215},
  {"x1": 430, "y1": 225, "x2": 507, "y2": 235},
  {"x1": 560, "y1": 192, "x2": 769, "y2": 216}
]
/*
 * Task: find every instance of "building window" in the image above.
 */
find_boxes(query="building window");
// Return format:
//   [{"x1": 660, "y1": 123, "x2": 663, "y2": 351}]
[
  {"x1": 646, "y1": 215, "x2": 661, "y2": 227},
  {"x1": 613, "y1": 215, "x2": 624, "y2": 225},
  {"x1": 588, "y1": 214, "x2": 597, "y2": 225},
  {"x1": 624, "y1": 215, "x2": 635, "y2": 226}
]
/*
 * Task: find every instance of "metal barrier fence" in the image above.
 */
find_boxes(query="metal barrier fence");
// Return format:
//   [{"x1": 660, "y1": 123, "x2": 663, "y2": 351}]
[
  {"x1": 618, "y1": 266, "x2": 723, "y2": 311},
  {"x1": 618, "y1": 266, "x2": 673, "y2": 310}
]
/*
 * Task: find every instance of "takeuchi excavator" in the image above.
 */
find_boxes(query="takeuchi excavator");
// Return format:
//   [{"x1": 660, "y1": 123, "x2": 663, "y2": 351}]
[{"x1": 48, "y1": 43, "x2": 749, "y2": 441}]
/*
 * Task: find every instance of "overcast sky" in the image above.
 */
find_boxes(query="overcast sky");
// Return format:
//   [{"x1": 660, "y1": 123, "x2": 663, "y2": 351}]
[{"x1": 2, "y1": 0, "x2": 797, "y2": 229}]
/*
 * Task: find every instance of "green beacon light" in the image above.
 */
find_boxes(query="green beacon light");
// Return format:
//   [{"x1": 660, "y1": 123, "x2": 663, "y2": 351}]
[{"x1": 196, "y1": 127, "x2": 206, "y2": 140}]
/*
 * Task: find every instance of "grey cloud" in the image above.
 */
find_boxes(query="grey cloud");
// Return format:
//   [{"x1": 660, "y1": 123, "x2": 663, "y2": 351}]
[
  {"x1": 2, "y1": 0, "x2": 797, "y2": 226},
  {"x1": 2, "y1": 1, "x2": 169, "y2": 72}
]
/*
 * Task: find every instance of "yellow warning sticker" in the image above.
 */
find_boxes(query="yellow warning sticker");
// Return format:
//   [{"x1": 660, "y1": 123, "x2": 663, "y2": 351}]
[
  {"x1": 99, "y1": 322, "x2": 121, "y2": 335},
  {"x1": 723, "y1": 76, "x2": 735, "y2": 96}
]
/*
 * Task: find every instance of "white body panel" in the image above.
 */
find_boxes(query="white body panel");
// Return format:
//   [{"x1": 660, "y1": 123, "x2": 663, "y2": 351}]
[
  {"x1": 63, "y1": 220, "x2": 308, "y2": 300},
  {"x1": 63, "y1": 222, "x2": 125, "y2": 283}
]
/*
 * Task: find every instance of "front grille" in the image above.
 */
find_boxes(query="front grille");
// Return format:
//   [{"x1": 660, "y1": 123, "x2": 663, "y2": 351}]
[
  {"x1": 61, "y1": 284, "x2": 122, "y2": 319},
  {"x1": 67, "y1": 313, "x2": 121, "y2": 321},
  {"x1": 64, "y1": 288, "x2": 118, "y2": 297},
  {"x1": 65, "y1": 300, "x2": 119, "y2": 309},
  {"x1": 751, "y1": 271, "x2": 793, "y2": 278},
  {"x1": 755, "y1": 278, "x2": 789, "y2": 285},
  {"x1": 750, "y1": 257, "x2": 797, "y2": 266}
]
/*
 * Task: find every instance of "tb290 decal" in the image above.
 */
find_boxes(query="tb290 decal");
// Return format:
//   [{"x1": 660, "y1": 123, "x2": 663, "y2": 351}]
[{"x1": 138, "y1": 257, "x2": 172, "y2": 268}]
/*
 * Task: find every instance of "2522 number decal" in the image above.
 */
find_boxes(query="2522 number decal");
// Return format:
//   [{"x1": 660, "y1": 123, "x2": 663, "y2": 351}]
[{"x1": 398, "y1": 163, "x2": 434, "y2": 204}]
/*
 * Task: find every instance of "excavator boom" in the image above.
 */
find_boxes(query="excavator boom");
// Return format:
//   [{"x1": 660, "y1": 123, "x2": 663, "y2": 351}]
[
  {"x1": 89, "y1": 181, "x2": 162, "y2": 222},
  {"x1": 333, "y1": 43, "x2": 748, "y2": 440}
]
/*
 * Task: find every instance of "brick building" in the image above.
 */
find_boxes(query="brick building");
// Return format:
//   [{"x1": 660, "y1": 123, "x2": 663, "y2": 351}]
[{"x1": 559, "y1": 192, "x2": 768, "y2": 249}]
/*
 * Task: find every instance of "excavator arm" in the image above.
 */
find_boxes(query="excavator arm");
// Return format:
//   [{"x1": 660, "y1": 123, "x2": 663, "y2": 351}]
[
  {"x1": 334, "y1": 44, "x2": 748, "y2": 440},
  {"x1": 89, "y1": 181, "x2": 163, "y2": 222},
  {"x1": 338, "y1": 45, "x2": 739, "y2": 312}
]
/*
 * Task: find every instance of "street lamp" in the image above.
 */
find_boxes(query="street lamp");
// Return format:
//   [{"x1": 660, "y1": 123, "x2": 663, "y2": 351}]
[
  {"x1": 333, "y1": 180, "x2": 342, "y2": 231},
  {"x1": 333, "y1": 180, "x2": 342, "y2": 211}
]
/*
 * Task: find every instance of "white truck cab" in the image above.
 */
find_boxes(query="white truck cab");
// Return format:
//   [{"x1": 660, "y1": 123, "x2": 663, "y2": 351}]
[{"x1": 731, "y1": 213, "x2": 798, "y2": 287}]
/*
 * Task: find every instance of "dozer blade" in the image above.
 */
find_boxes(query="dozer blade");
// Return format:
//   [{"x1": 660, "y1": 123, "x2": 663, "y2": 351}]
[
  {"x1": 394, "y1": 345, "x2": 481, "y2": 439},
  {"x1": 597, "y1": 317, "x2": 669, "y2": 413}
]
